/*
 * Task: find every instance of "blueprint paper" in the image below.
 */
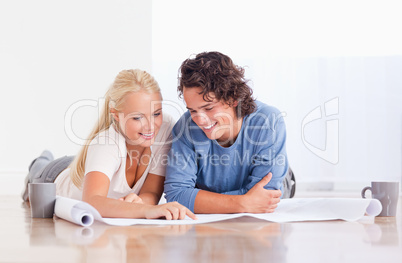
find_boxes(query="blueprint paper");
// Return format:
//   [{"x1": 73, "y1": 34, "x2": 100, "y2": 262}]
[{"x1": 54, "y1": 196, "x2": 382, "y2": 227}]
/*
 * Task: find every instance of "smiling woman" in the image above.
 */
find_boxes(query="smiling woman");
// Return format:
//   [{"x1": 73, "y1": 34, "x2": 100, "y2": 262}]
[
  {"x1": 111, "y1": 91, "x2": 163, "y2": 148},
  {"x1": 21, "y1": 69, "x2": 196, "y2": 221}
]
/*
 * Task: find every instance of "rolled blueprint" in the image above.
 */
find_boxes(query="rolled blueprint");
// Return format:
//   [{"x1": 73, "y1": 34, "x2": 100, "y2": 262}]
[
  {"x1": 54, "y1": 196, "x2": 382, "y2": 227},
  {"x1": 54, "y1": 196, "x2": 101, "y2": 227}
]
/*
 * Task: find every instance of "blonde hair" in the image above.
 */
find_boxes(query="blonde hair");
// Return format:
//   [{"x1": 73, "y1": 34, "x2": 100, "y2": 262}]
[{"x1": 69, "y1": 69, "x2": 161, "y2": 188}]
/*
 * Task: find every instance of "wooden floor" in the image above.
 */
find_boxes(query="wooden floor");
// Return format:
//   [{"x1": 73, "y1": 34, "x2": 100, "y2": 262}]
[{"x1": 1, "y1": 194, "x2": 401, "y2": 263}]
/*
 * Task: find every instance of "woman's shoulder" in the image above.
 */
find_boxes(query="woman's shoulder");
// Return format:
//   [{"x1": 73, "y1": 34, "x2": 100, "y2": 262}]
[
  {"x1": 162, "y1": 112, "x2": 175, "y2": 127},
  {"x1": 87, "y1": 126, "x2": 126, "y2": 158},
  {"x1": 89, "y1": 126, "x2": 121, "y2": 146},
  {"x1": 159, "y1": 112, "x2": 175, "y2": 135},
  {"x1": 85, "y1": 126, "x2": 125, "y2": 175}
]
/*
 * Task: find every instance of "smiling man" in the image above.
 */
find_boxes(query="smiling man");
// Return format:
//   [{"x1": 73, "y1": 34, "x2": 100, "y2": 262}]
[{"x1": 164, "y1": 52, "x2": 295, "y2": 214}]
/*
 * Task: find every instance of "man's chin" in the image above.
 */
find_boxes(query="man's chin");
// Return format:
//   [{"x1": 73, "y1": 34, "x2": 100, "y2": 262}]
[{"x1": 204, "y1": 131, "x2": 221, "y2": 141}]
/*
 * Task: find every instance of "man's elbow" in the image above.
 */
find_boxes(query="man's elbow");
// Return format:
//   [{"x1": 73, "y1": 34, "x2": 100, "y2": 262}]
[{"x1": 163, "y1": 184, "x2": 180, "y2": 203}]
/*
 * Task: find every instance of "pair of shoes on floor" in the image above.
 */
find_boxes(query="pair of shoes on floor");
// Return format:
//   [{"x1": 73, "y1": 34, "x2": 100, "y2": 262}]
[{"x1": 21, "y1": 150, "x2": 54, "y2": 202}]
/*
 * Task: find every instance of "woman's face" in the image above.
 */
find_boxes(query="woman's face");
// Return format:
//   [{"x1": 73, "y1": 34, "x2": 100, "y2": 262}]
[
  {"x1": 183, "y1": 86, "x2": 240, "y2": 144},
  {"x1": 114, "y1": 91, "x2": 163, "y2": 148}
]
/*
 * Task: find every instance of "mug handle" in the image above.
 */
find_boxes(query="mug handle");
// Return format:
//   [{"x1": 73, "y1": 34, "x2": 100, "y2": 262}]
[{"x1": 361, "y1": 186, "x2": 372, "y2": 198}]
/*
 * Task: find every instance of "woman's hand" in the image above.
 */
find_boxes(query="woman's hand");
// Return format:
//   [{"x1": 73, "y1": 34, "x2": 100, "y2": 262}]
[
  {"x1": 144, "y1": 202, "x2": 197, "y2": 220},
  {"x1": 119, "y1": 193, "x2": 144, "y2": 204}
]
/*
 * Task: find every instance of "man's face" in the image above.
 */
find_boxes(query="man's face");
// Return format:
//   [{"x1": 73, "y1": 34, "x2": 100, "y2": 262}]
[{"x1": 183, "y1": 86, "x2": 239, "y2": 144}]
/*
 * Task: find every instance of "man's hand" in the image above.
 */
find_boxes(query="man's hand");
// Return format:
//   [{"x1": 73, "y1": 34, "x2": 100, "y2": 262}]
[{"x1": 241, "y1": 173, "x2": 282, "y2": 213}]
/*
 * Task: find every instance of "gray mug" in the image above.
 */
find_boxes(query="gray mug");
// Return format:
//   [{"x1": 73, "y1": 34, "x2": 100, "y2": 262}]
[
  {"x1": 28, "y1": 183, "x2": 56, "y2": 218},
  {"x1": 361, "y1": 182, "x2": 399, "y2": 217}
]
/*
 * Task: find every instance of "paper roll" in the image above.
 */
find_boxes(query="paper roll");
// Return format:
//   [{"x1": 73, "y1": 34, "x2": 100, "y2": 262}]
[
  {"x1": 54, "y1": 196, "x2": 384, "y2": 227},
  {"x1": 70, "y1": 207, "x2": 94, "y2": 227},
  {"x1": 55, "y1": 196, "x2": 102, "y2": 227}
]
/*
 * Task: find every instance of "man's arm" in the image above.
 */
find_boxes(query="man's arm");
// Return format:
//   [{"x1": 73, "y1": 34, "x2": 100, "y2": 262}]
[
  {"x1": 164, "y1": 117, "x2": 201, "y2": 212},
  {"x1": 194, "y1": 173, "x2": 282, "y2": 214}
]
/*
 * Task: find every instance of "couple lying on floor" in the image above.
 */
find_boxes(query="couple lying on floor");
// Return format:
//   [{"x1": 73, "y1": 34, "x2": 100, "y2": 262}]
[{"x1": 22, "y1": 51, "x2": 295, "y2": 220}]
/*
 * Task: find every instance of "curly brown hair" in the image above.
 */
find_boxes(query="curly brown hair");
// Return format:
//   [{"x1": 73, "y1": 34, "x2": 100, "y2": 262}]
[{"x1": 178, "y1": 51, "x2": 256, "y2": 118}]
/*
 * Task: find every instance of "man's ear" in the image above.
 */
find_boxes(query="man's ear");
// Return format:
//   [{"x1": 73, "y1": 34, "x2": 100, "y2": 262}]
[
  {"x1": 110, "y1": 108, "x2": 119, "y2": 122},
  {"x1": 232, "y1": 100, "x2": 238, "y2": 107}
]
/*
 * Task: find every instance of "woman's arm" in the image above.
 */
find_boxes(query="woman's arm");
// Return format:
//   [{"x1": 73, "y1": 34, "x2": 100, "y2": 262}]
[
  {"x1": 119, "y1": 174, "x2": 166, "y2": 205},
  {"x1": 82, "y1": 171, "x2": 147, "y2": 218},
  {"x1": 82, "y1": 171, "x2": 196, "y2": 219},
  {"x1": 138, "y1": 173, "x2": 164, "y2": 205}
]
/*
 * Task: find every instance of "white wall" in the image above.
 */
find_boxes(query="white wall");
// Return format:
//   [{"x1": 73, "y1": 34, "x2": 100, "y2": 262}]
[
  {"x1": 152, "y1": 0, "x2": 402, "y2": 190},
  {"x1": 2, "y1": 0, "x2": 401, "y2": 195},
  {"x1": 0, "y1": 0, "x2": 152, "y2": 194}
]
